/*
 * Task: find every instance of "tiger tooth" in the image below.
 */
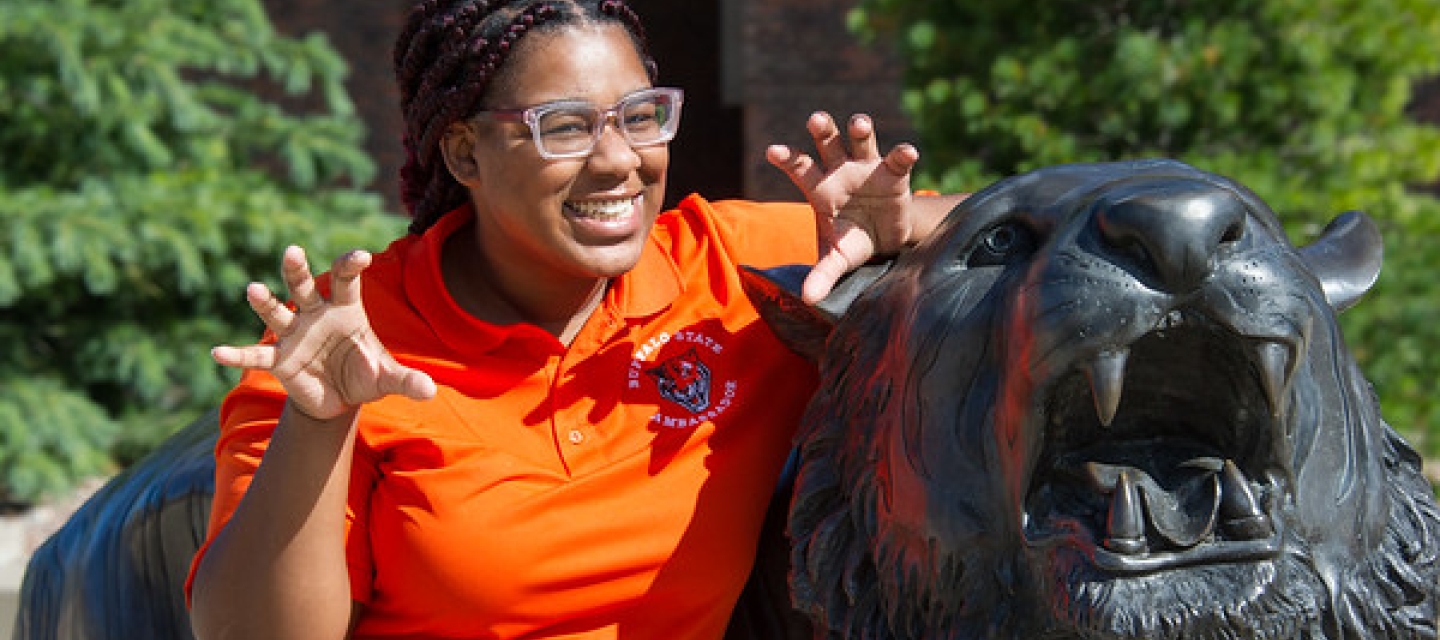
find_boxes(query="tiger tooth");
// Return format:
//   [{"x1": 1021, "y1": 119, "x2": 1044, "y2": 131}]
[
  {"x1": 1255, "y1": 341, "x2": 1293, "y2": 418},
  {"x1": 1103, "y1": 469, "x2": 1147, "y2": 555},
  {"x1": 1219, "y1": 460, "x2": 1273, "y2": 540},
  {"x1": 1084, "y1": 349, "x2": 1129, "y2": 427}
]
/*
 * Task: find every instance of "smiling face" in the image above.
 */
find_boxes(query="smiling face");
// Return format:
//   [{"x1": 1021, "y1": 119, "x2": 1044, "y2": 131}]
[{"x1": 442, "y1": 22, "x2": 668, "y2": 318}]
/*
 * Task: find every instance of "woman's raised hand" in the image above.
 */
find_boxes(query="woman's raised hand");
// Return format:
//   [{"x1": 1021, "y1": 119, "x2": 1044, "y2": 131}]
[
  {"x1": 211, "y1": 246, "x2": 437, "y2": 421},
  {"x1": 766, "y1": 111, "x2": 921, "y2": 304}
]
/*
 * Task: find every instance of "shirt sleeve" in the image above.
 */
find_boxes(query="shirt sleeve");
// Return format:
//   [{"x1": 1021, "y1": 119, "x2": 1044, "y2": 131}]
[
  {"x1": 185, "y1": 366, "x2": 380, "y2": 605},
  {"x1": 692, "y1": 197, "x2": 820, "y2": 268}
]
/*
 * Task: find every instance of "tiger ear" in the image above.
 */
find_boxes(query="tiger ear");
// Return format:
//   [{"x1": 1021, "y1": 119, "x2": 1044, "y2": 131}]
[
  {"x1": 1297, "y1": 210, "x2": 1383, "y2": 312},
  {"x1": 741, "y1": 262, "x2": 892, "y2": 362}
]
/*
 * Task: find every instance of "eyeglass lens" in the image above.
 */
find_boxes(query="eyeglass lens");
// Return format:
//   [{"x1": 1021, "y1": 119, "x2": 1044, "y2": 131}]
[{"x1": 533, "y1": 90, "x2": 680, "y2": 157}]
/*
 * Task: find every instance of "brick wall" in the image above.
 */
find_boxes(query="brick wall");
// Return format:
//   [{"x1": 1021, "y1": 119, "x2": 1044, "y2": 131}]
[{"x1": 734, "y1": 0, "x2": 912, "y2": 200}]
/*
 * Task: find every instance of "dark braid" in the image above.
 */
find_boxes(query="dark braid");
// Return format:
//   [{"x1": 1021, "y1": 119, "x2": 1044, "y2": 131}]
[
  {"x1": 393, "y1": 0, "x2": 659, "y2": 234},
  {"x1": 416, "y1": 4, "x2": 556, "y2": 163}
]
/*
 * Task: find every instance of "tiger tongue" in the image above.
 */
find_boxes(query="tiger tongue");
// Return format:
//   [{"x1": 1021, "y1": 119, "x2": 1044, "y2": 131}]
[{"x1": 1087, "y1": 458, "x2": 1223, "y2": 549}]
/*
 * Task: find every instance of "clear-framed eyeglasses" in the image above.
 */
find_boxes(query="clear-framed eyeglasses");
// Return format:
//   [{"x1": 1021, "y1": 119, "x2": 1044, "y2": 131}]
[{"x1": 473, "y1": 87, "x2": 684, "y2": 160}]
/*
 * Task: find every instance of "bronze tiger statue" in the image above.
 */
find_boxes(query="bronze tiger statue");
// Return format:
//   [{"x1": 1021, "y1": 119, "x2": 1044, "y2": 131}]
[{"x1": 744, "y1": 158, "x2": 1440, "y2": 639}]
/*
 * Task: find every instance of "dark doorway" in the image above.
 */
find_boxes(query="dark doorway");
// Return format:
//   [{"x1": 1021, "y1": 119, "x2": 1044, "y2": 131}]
[{"x1": 629, "y1": 0, "x2": 745, "y2": 208}]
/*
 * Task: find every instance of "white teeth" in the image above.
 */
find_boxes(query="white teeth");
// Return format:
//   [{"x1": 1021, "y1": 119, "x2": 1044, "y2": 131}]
[{"x1": 568, "y1": 197, "x2": 635, "y2": 220}]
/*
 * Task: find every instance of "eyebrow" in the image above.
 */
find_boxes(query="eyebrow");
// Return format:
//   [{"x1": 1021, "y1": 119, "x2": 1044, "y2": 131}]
[{"x1": 490, "y1": 86, "x2": 659, "y2": 111}]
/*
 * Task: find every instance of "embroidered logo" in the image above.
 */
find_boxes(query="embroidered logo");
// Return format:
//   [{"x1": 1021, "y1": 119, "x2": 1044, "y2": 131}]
[
  {"x1": 647, "y1": 348, "x2": 712, "y2": 413},
  {"x1": 629, "y1": 329, "x2": 738, "y2": 429}
]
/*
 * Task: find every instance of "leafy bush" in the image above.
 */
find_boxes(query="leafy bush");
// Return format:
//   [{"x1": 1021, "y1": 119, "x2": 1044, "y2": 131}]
[
  {"x1": 0, "y1": 0, "x2": 406, "y2": 503},
  {"x1": 852, "y1": 0, "x2": 1440, "y2": 451}
]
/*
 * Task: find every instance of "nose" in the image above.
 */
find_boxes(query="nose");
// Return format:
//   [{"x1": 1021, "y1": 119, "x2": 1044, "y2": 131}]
[
  {"x1": 586, "y1": 117, "x2": 643, "y2": 173},
  {"x1": 1095, "y1": 182, "x2": 1247, "y2": 292}
]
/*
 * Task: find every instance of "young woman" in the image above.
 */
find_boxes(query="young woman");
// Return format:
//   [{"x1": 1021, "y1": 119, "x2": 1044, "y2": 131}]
[{"x1": 187, "y1": 1, "x2": 960, "y2": 638}]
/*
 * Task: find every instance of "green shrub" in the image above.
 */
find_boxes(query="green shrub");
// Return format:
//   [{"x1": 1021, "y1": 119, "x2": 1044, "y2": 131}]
[{"x1": 0, "y1": 0, "x2": 406, "y2": 503}]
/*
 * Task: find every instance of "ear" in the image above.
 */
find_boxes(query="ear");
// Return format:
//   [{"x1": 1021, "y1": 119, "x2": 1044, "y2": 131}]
[
  {"x1": 439, "y1": 121, "x2": 483, "y2": 187},
  {"x1": 741, "y1": 261, "x2": 892, "y2": 362},
  {"x1": 1297, "y1": 210, "x2": 1384, "y2": 312}
]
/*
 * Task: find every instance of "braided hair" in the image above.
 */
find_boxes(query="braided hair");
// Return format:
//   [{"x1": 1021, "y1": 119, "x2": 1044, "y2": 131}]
[{"x1": 394, "y1": 0, "x2": 657, "y2": 234}]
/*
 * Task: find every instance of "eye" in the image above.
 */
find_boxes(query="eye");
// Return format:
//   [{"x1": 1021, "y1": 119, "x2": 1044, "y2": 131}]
[
  {"x1": 967, "y1": 221, "x2": 1037, "y2": 268},
  {"x1": 536, "y1": 111, "x2": 594, "y2": 140},
  {"x1": 622, "y1": 108, "x2": 660, "y2": 132}
]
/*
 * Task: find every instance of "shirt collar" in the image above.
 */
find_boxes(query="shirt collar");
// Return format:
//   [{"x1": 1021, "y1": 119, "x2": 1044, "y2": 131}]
[{"x1": 608, "y1": 229, "x2": 683, "y2": 319}]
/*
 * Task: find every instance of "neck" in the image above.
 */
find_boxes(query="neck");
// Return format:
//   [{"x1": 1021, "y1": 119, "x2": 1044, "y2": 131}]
[
  {"x1": 442, "y1": 226, "x2": 610, "y2": 345},
  {"x1": 547, "y1": 279, "x2": 609, "y2": 345}
]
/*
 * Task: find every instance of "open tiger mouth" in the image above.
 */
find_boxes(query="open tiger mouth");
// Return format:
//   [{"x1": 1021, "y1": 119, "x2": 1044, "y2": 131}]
[{"x1": 1023, "y1": 309, "x2": 1294, "y2": 573}]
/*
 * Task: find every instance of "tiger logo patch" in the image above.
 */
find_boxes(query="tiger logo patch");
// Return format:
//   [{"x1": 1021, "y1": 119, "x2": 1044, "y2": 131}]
[{"x1": 646, "y1": 347, "x2": 712, "y2": 413}]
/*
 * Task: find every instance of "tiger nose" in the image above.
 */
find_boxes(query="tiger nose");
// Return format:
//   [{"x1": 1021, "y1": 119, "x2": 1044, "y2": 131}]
[{"x1": 1095, "y1": 184, "x2": 1247, "y2": 292}]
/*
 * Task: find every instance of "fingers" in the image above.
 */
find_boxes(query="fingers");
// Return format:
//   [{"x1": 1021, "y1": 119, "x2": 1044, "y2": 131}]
[
  {"x1": 770, "y1": 112, "x2": 905, "y2": 195},
  {"x1": 807, "y1": 112, "x2": 849, "y2": 171},
  {"x1": 211, "y1": 344, "x2": 277, "y2": 370},
  {"x1": 845, "y1": 114, "x2": 881, "y2": 162},
  {"x1": 227, "y1": 245, "x2": 374, "y2": 366},
  {"x1": 766, "y1": 144, "x2": 823, "y2": 196},
  {"x1": 329, "y1": 250, "x2": 372, "y2": 306},
  {"x1": 246, "y1": 282, "x2": 294, "y2": 335},
  {"x1": 380, "y1": 365, "x2": 438, "y2": 402},
  {"x1": 802, "y1": 227, "x2": 876, "y2": 304},
  {"x1": 254, "y1": 247, "x2": 370, "y2": 325},
  {"x1": 801, "y1": 255, "x2": 846, "y2": 305},
  {"x1": 281, "y1": 245, "x2": 323, "y2": 312},
  {"x1": 881, "y1": 142, "x2": 920, "y2": 178},
  {"x1": 807, "y1": 112, "x2": 885, "y2": 167}
]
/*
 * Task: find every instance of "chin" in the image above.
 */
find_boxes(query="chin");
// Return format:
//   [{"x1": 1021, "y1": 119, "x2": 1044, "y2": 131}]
[{"x1": 573, "y1": 239, "x2": 649, "y2": 280}]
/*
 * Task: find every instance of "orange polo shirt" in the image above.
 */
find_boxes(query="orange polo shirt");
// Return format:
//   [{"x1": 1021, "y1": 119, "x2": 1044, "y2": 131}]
[{"x1": 192, "y1": 195, "x2": 820, "y2": 639}]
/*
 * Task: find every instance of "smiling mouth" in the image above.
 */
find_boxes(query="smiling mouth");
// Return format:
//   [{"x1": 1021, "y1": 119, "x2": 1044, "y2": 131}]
[
  {"x1": 1023, "y1": 311, "x2": 1294, "y2": 573},
  {"x1": 565, "y1": 195, "x2": 639, "y2": 222}
]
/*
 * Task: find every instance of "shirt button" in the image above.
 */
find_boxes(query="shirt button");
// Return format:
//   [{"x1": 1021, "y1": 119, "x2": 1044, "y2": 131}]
[{"x1": 568, "y1": 429, "x2": 585, "y2": 445}]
